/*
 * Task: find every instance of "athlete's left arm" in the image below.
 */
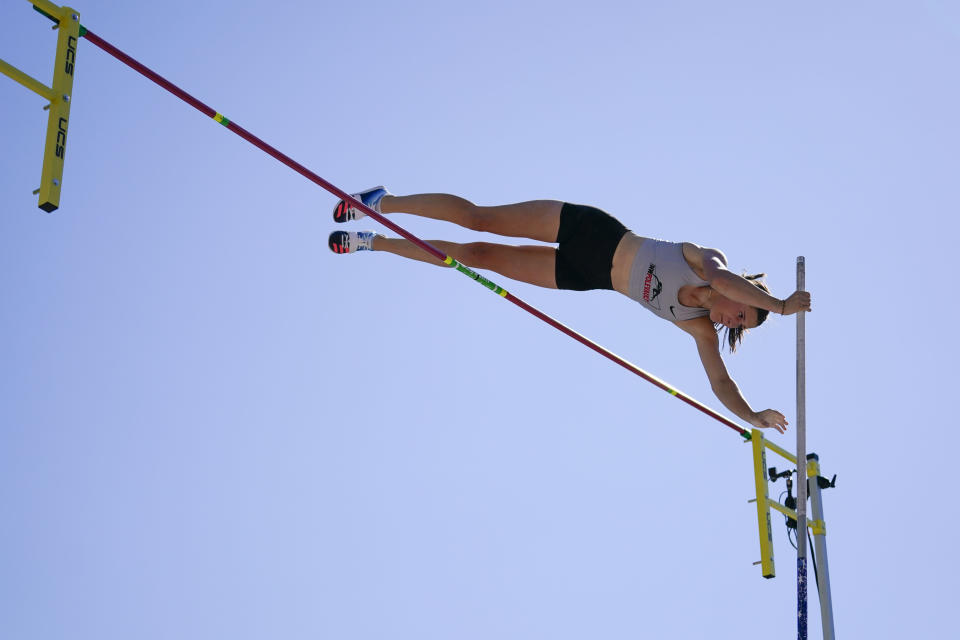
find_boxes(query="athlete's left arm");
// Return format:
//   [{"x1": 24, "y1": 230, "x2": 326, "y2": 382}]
[{"x1": 699, "y1": 248, "x2": 809, "y2": 314}]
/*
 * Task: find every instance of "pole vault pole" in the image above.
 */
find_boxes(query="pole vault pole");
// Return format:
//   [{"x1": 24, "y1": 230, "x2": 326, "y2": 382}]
[
  {"x1": 61, "y1": 25, "x2": 756, "y2": 440},
  {"x1": 796, "y1": 256, "x2": 807, "y2": 640}
]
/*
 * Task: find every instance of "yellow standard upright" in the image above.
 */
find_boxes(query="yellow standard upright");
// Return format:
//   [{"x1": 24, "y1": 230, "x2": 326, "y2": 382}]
[
  {"x1": 0, "y1": 1, "x2": 82, "y2": 212},
  {"x1": 751, "y1": 429, "x2": 776, "y2": 578}
]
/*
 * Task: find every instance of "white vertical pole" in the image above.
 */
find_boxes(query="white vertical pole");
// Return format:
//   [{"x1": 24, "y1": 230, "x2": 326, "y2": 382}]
[
  {"x1": 796, "y1": 256, "x2": 808, "y2": 640},
  {"x1": 808, "y1": 454, "x2": 836, "y2": 639}
]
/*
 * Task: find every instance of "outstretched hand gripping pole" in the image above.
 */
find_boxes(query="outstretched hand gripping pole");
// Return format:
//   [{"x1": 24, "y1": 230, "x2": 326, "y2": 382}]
[{"x1": 60, "y1": 14, "x2": 750, "y2": 438}]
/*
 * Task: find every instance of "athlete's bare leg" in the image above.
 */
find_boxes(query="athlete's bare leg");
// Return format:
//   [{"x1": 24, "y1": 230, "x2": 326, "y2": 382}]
[
  {"x1": 373, "y1": 236, "x2": 557, "y2": 289},
  {"x1": 379, "y1": 194, "x2": 562, "y2": 244}
]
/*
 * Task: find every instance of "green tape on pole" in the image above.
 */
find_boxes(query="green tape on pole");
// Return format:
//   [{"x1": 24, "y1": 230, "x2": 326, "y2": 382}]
[{"x1": 448, "y1": 258, "x2": 507, "y2": 296}]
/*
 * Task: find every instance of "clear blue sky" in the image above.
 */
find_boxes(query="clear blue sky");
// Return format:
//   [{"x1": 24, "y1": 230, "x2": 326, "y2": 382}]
[{"x1": 2, "y1": 1, "x2": 958, "y2": 637}]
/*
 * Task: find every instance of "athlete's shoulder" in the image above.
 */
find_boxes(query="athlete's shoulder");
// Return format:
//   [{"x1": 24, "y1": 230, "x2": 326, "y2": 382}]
[{"x1": 682, "y1": 243, "x2": 727, "y2": 280}]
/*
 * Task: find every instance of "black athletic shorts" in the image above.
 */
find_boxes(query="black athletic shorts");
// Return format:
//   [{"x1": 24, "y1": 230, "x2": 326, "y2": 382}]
[{"x1": 554, "y1": 203, "x2": 629, "y2": 291}]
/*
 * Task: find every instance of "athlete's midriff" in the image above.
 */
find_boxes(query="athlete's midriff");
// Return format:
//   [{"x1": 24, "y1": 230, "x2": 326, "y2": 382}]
[{"x1": 610, "y1": 232, "x2": 647, "y2": 296}]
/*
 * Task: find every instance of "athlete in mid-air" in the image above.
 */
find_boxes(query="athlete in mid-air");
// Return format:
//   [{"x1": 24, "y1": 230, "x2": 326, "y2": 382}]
[{"x1": 328, "y1": 187, "x2": 812, "y2": 433}]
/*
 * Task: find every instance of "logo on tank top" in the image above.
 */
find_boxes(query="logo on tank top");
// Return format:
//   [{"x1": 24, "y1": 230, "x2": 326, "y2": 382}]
[{"x1": 642, "y1": 263, "x2": 662, "y2": 310}]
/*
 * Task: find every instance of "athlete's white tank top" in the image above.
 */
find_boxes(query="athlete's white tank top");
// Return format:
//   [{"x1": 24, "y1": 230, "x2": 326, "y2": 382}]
[{"x1": 627, "y1": 239, "x2": 711, "y2": 322}]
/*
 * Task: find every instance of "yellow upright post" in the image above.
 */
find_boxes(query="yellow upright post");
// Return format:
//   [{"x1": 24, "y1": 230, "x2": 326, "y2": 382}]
[
  {"x1": 37, "y1": 4, "x2": 81, "y2": 212},
  {"x1": 751, "y1": 428, "x2": 776, "y2": 578}
]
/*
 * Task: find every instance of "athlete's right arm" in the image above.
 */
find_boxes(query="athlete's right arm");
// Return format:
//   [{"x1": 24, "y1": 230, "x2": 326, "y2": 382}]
[{"x1": 676, "y1": 319, "x2": 788, "y2": 433}]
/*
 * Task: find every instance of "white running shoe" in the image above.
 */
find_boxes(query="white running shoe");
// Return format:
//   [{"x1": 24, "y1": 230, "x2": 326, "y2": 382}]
[
  {"x1": 328, "y1": 230, "x2": 378, "y2": 254},
  {"x1": 332, "y1": 186, "x2": 391, "y2": 222}
]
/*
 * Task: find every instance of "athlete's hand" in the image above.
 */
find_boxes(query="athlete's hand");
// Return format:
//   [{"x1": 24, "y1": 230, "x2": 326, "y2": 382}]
[
  {"x1": 781, "y1": 290, "x2": 812, "y2": 315},
  {"x1": 751, "y1": 409, "x2": 788, "y2": 434}
]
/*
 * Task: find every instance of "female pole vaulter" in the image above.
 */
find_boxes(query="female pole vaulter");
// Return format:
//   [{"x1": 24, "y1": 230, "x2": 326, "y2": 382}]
[{"x1": 328, "y1": 187, "x2": 812, "y2": 433}]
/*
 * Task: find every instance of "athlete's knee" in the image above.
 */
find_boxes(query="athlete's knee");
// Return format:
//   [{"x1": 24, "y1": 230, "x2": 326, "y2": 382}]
[
  {"x1": 460, "y1": 241, "x2": 498, "y2": 268},
  {"x1": 460, "y1": 204, "x2": 495, "y2": 233}
]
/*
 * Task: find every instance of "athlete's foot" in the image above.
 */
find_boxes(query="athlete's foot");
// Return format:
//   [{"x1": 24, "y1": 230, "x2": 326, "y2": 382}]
[
  {"x1": 328, "y1": 230, "x2": 379, "y2": 254},
  {"x1": 332, "y1": 186, "x2": 391, "y2": 222}
]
